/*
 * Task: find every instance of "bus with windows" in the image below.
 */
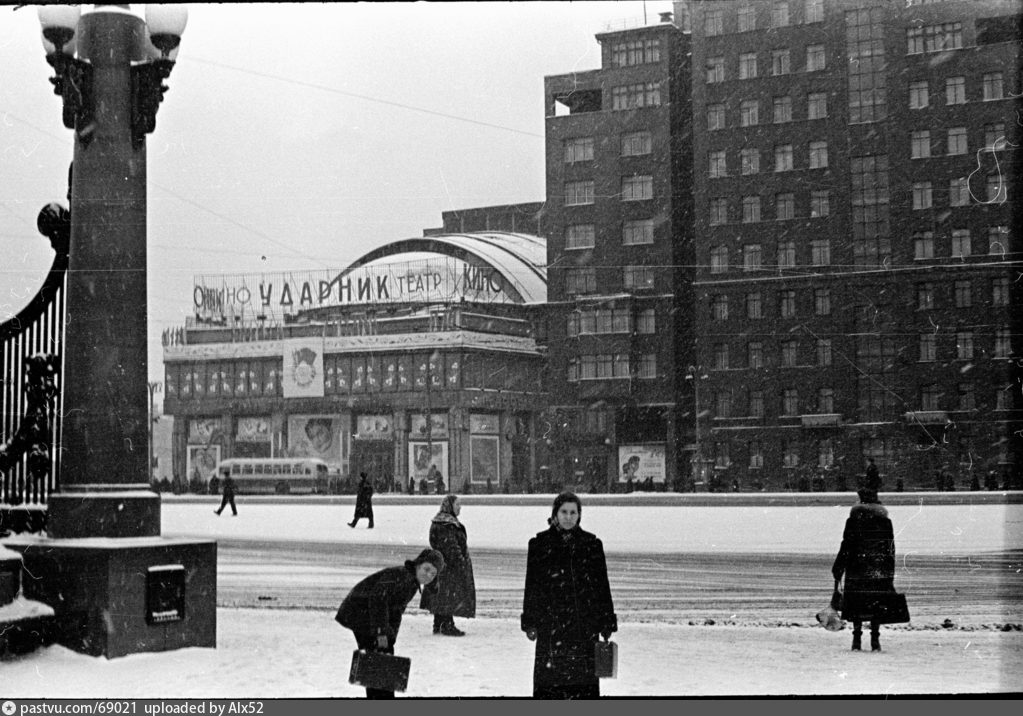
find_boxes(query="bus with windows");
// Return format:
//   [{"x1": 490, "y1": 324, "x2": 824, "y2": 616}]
[{"x1": 215, "y1": 458, "x2": 329, "y2": 495}]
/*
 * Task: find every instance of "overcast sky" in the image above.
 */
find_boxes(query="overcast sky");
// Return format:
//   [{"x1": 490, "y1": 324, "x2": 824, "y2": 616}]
[{"x1": 0, "y1": 1, "x2": 674, "y2": 390}]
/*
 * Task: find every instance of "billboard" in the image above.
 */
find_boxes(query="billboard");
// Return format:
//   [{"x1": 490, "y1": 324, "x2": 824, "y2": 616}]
[{"x1": 618, "y1": 445, "x2": 666, "y2": 483}]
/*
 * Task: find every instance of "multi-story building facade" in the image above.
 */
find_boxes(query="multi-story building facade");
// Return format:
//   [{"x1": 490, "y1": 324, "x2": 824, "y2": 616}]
[
  {"x1": 685, "y1": 0, "x2": 1021, "y2": 488},
  {"x1": 541, "y1": 14, "x2": 695, "y2": 490}
]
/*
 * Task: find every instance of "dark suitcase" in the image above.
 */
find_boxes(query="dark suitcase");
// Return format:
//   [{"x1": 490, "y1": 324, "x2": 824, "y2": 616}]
[
  {"x1": 594, "y1": 639, "x2": 618, "y2": 679},
  {"x1": 349, "y1": 649, "x2": 411, "y2": 692}
]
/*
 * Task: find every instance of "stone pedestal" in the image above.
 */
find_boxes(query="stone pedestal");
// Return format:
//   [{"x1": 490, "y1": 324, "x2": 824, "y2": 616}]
[{"x1": 6, "y1": 536, "x2": 216, "y2": 658}]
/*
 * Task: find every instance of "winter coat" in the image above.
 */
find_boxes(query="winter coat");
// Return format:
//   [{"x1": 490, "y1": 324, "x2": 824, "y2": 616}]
[
  {"x1": 832, "y1": 502, "x2": 896, "y2": 621},
  {"x1": 521, "y1": 525, "x2": 617, "y2": 696},
  {"x1": 419, "y1": 517, "x2": 476, "y2": 618},
  {"x1": 335, "y1": 563, "x2": 421, "y2": 643},
  {"x1": 221, "y1": 475, "x2": 236, "y2": 497},
  {"x1": 354, "y1": 479, "x2": 374, "y2": 518}
]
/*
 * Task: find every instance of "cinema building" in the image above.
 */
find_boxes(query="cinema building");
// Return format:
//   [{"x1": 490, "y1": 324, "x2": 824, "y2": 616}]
[{"x1": 161, "y1": 232, "x2": 549, "y2": 492}]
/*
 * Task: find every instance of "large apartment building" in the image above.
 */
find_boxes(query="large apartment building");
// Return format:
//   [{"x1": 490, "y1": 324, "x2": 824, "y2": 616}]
[
  {"x1": 542, "y1": 13, "x2": 694, "y2": 490},
  {"x1": 540, "y1": 0, "x2": 1021, "y2": 490},
  {"x1": 687, "y1": 0, "x2": 1021, "y2": 488}
]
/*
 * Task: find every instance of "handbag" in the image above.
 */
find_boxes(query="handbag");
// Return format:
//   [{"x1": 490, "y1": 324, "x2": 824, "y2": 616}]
[
  {"x1": 594, "y1": 638, "x2": 618, "y2": 679},
  {"x1": 815, "y1": 581, "x2": 845, "y2": 631},
  {"x1": 349, "y1": 649, "x2": 411, "y2": 692},
  {"x1": 873, "y1": 592, "x2": 910, "y2": 624}
]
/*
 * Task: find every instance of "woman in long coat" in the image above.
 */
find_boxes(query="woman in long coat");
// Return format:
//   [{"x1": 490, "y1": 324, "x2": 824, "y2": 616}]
[
  {"x1": 521, "y1": 492, "x2": 617, "y2": 698},
  {"x1": 420, "y1": 494, "x2": 476, "y2": 636},
  {"x1": 335, "y1": 548, "x2": 445, "y2": 698},
  {"x1": 832, "y1": 486, "x2": 897, "y2": 651}
]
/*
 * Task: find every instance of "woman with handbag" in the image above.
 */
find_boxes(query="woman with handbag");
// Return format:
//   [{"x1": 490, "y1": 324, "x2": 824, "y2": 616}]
[
  {"x1": 335, "y1": 548, "x2": 445, "y2": 698},
  {"x1": 420, "y1": 494, "x2": 476, "y2": 636},
  {"x1": 831, "y1": 481, "x2": 898, "y2": 652},
  {"x1": 521, "y1": 492, "x2": 617, "y2": 698}
]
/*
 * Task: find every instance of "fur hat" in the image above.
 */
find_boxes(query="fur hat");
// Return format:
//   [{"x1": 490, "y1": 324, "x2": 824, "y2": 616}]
[
  {"x1": 408, "y1": 548, "x2": 445, "y2": 573},
  {"x1": 550, "y1": 491, "x2": 582, "y2": 525}
]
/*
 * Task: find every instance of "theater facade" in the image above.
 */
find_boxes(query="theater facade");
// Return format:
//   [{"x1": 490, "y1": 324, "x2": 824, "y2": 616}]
[{"x1": 161, "y1": 232, "x2": 549, "y2": 493}]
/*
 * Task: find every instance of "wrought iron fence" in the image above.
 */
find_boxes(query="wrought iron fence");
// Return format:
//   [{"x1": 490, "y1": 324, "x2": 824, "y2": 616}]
[{"x1": 0, "y1": 202, "x2": 68, "y2": 508}]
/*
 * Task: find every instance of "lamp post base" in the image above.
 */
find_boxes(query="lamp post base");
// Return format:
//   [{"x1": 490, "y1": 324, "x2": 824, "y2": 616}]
[
  {"x1": 46, "y1": 490, "x2": 161, "y2": 538},
  {"x1": 5, "y1": 536, "x2": 216, "y2": 658}
]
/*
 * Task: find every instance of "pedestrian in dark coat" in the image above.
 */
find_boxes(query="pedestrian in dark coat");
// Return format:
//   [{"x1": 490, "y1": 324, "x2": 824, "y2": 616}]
[
  {"x1": 521, "y1": 492, "x2": 617, "y2": 699},
  {"x1": 214, "y1": 472, "x2": 237, "y2": 516},
  {"x1": 420, "y1": 494, "x2": 476, "y2": 636},
  {"x1": 349, "y1": 472, "x2": 374, "y2": 528},
  {"x1": 832, "y1": 486, "x2": 896, "y2": 652},
  {"x1": 335, "y1": 548, "x2": 445, "y2": 698}
]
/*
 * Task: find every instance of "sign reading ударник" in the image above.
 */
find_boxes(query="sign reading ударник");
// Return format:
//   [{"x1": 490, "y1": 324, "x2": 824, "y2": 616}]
[{"x1": 193, "y1": 257, "x2": 510, "y2": 321}]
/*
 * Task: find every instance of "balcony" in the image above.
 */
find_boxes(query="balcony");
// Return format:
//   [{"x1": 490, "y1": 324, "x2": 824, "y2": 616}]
[{"x1": 800, "y1": 413, "x2": 842, "y2": 428}]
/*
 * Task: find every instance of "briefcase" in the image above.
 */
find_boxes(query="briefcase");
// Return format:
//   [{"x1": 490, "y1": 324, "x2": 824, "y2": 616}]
[
  {"x1": 594, "y1": 639, "x2": 618, "y2": 679},
  {"x1": 349, "y1": 649, "x2": 411, "y2": 692},
  {"x1": 874, "y1": 592, "x2": 910, "y2": 625}
]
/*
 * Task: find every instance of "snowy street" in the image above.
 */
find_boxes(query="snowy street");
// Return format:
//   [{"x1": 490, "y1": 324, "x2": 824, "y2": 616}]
[{"x1": 3, "y1": 497, "x2": 1021, "y2": 696}]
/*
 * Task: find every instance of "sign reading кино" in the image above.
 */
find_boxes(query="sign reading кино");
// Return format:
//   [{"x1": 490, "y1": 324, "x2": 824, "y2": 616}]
[{"x1": 194, "y1": 256, "x2": 514, "y2": 321}]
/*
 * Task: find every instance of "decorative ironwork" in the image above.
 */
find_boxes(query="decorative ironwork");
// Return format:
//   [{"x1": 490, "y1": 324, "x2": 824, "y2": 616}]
[{"x1": 0, "y1": 202, "x2": 69, "y2": 511}]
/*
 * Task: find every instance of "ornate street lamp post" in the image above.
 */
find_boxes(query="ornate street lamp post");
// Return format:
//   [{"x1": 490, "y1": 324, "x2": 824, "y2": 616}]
[{"x1": 7, "y1": 5, "x2": 216, "y2": 659}]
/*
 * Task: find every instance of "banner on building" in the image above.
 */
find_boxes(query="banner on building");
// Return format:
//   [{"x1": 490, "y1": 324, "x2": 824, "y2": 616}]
[
  {"x1": 193, "y1": 256, "x2": 513, "y2": 323},
  {"x1": 356, "y1": 414, "x2": 393, "y2": 440},
  {"x1": 188, "y1": 418, "x2": 223, "y2": 445},
  {"x1": 283, "y1": 338, "x2": 325, "y2": 398},
  {"x1": 288, "y1": 414, "x2": 345, "y2": 466},
  {"x1": 409, "y1": 442, "x2": 447, "y2": 482},
  {"x1": 618, "y1": 445, "x2": 666, "y2": 483},
  {"x1": 236, "y1": 416, "x2": 272, "y2": 443},
  {"x1": 187, "y1": 444, "x2": 220, "y2": 486}
]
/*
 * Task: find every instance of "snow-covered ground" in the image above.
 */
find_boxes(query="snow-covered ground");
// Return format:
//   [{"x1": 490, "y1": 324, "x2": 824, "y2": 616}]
[
  {"x1": 2, "y1": 499, "x2": 1020, "y2": 697},
  {"x1": 3, "y1": 610, "x2": 1020, "y2": 697},
  {"x1": 160, "y1": 498, "x2": 1022, "y2": 555}
]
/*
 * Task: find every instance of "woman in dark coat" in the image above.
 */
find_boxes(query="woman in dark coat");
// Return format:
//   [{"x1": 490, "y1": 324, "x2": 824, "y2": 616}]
[
  {"x1": 521, "y1": 492, "x2": 617, "y2": 699},
  {"x1": 832, "y1": 485, "x2": 896, "y2": 652},
  {"x1": 335, "y1": 548, "x2": 445, "y2": 698},
  {"x1": 420, "y1": 494, "x2": 476, "y2": 636},
  {"x1": 348, "y1": 472, "x2": 374, "y2": 528}
]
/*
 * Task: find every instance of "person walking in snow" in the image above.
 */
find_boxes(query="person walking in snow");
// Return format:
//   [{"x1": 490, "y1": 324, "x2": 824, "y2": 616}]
[
  {"x1": 832, "y1": 476, "x2": 897, "y2": 652},
  {"x1": 521, "y1": 492, "x2": 617, "y2": 698},
  {"x1": 213, "y1": 471, "x2": 237, "y2": 516},
  {"x1": 420, "y1": 494, "x2": 476, "y2": 636},
  {"x1": 348, "y1": 472, "x2": 374, "y2": 528},
  {"x1": 335, "y1": 548, "x2": 445, "y2": 698}
]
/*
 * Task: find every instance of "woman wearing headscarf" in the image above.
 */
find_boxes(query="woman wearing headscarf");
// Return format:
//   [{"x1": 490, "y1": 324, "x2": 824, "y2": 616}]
[
  {"x1": 420, "y1": 494, "x2": 476, "y2": 636},
  {"x1": 521, "y1": 492, "x2": 617, "y2": 698},
  {"x1": 335, "y1": 548, "x2": 445, "y2": 698},
  {"x1": 832, "y1": 475, "x2": 897, "y2": 652}
]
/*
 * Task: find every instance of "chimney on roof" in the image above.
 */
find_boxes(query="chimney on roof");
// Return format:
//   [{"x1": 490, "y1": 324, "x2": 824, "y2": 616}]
[{"x1": 659, "y1": 11, "x2": 673, "y2": 23}]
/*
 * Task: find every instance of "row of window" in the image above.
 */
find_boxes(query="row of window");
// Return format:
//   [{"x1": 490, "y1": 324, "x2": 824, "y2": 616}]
[
  {"x1": 563, "y1": 131, "x2": 652, "y2": 163},
  {"x1": 564, "y1": 176, "x2": 653, "y2": 206},
  {"x1": 909, "y1": 73, "x2": 1007, "y2": 107},
  {"x1": 707, "y1": 92, "x2": 828, "y2": 129},
  {"x1": 566, "y1": 307, "x2": 656, "y2": 337},
  {"x1": 703, "y1": 0, "x2": 825, "y2": 36},
  {"x1": 706, "y1": 45, "x2": 825, "y2": 83},
  {"x1": 609, "y1": 38, "x2": 661, "y2": 68},
  {"x1": 909, "y1": 123, "x2": 1009, "y2": 158},
  {"x1": 709, "y1": 280, "x2": 1011, "y2": 321},
  {"x1": 709, "y1": 191, "x2": 830, "y2": 225},
  {"x1": 705, "y1": 377, "x2": 1014, "y2": 426},
  {"x1": 708, "y1": 326, "x2": 1012, "y2": 375},
  {"x1": 912, "y1": 175, "x2": 1007, "y2": 209},
  {"x1": 704, "y1": 172, "x2": 1006, "y2": 224},
  {"x1": 565, "y1": 353, "x2": 657, "y2": 381},
  {"x1": 707, "y1": 226, "x2": 1011, "y2": 270},
  {"x1": 708, "y1": 141, "x2": 827, "y2": 177},
  {"x1": 564, "y1": 266, "x2": 656, "y2": 294},
  {"x1": 565, "y1": 219, "x2": 656, "y2": 250}
]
